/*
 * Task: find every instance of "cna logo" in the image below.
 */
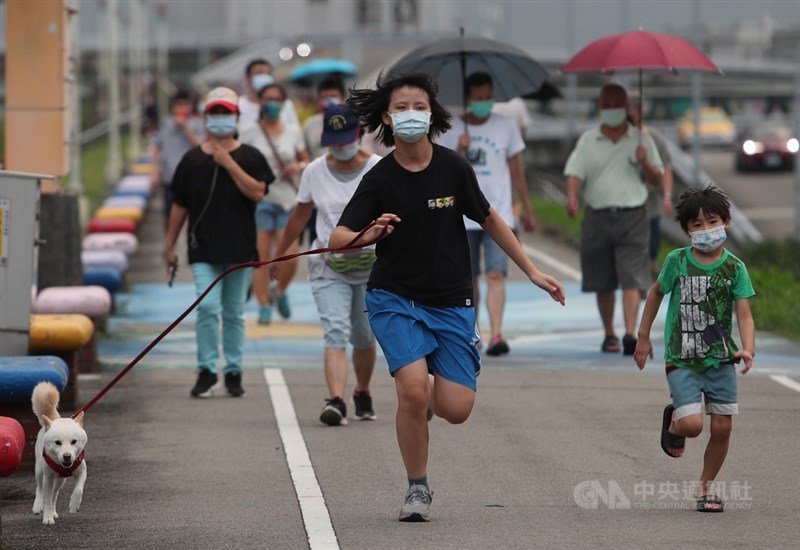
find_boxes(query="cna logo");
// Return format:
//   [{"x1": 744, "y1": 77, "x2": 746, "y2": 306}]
[{"x1": 427, "y1": 196, "x2": 456, "y2": 209}]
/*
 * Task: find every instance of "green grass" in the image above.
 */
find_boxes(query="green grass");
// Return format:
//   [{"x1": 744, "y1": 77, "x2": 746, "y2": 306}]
[
  {"x1": 74, "y1": 135, "x2": 132, "y2": 209},
  {"x1": 531, "y1": 195, "x2": 800, "y2": 341},
  {"x1": 737, "y1": 238, "x2": 800, "y2": 341}
]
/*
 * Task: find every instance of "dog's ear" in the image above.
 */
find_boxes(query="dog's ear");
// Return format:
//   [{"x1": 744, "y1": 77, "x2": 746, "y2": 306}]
[
  {"x1": 74, "y1": 411, "x2": 84, "y2": 426},
  {"x1": 42, "y1": 415, "x2": 54, "y2": 430}
]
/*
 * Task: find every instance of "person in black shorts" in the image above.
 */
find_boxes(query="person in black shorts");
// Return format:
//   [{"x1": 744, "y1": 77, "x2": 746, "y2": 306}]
[{"x1": 330, "y1": 72, "x2": 565, "y2": 522}]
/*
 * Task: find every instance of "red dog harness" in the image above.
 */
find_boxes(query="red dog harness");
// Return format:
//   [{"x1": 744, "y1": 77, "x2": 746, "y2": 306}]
[{"x1": 43, "y1": 449, "x2": 85, "y2": 478}]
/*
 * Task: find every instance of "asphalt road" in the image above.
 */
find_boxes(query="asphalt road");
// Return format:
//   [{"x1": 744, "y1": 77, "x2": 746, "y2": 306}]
[
  {"x1": 699, "y1": 149, "x2": 796, "y2": 240},
  {"x1": 2, "y1": 181, "x2": 799, "y2": 549}
]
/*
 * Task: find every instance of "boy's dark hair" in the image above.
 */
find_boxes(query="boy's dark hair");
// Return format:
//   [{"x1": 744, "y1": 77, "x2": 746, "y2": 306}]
[
  {"x1": 675, "y1": 185, "x2": 731, "y2": 231},
  {"x1": 245, "y1": 58, "x2": 272, "y2": 76},
  {"x1": 258, "y1": 83, "x2": 287, "y2": 102},
  {"x1": 464, "y1": 72, "x2": 493, "y2": 96},
  {"x1": 171, "y1": 89, "x2": 193, "y2": 104},
  {"x1": 318, "y1": 76, "x2": 346, "y2": 97},
  {"x1": 346, "y1": 71, "x2": 451, "y2": 148}
]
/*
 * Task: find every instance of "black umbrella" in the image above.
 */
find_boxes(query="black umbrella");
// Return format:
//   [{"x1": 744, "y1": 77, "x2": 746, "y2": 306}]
[{"x1": 386, "y1": 29, "x2": 552, "y2": 113}]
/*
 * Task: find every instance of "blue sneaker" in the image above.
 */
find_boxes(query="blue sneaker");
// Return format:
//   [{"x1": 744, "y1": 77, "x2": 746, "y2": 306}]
[
  {"x1": 258, "y1": 305, "x2": 272, "y2": 325},
  {"x1": 276, "y1": 292, "x2": 291, "y2": 319}
]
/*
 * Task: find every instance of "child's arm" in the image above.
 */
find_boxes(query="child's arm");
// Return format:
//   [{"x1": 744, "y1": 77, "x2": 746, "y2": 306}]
[
  {"x1": 733, "y1": 298, "x2": 755, "y2": 373},
  {"x1": 634, "y1": 281, "x2": 665, "y2": 370},
  {"x1": 329, "y1": 213, "x2": 400, "y2": 249},
  {"x1": 481, "y1": 208, "x2": 565, "y2": 305}
]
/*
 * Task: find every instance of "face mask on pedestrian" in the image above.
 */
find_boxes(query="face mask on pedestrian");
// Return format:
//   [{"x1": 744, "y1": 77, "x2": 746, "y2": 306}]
[
  {"x1": 390, "y1": 110, "x2": 431, "y2": 143},
  {"x1": 470, "y1": 100, "x2": 494, "y2": 119},
  {"x1": 329, "y1": 141, "x2": 360, "y2": 161},
  {"x1": 261, "y1": 101, "x2": 283, "y2": 121},
  {"x1": 206, "y1": 114, "x2": 238, "y2": 137},
  {"x1": 690, "y1": 225, "x2": 727, "y2": 253},
  {"x1": 251, "y1": 73, "x2": 274, "y2": 93},
  {"x1": 600, "y1": 108, "x2": 627, "y2": 128},
  {"x1": 318, "y1": 97, "x2": 342, "y2": 112}
]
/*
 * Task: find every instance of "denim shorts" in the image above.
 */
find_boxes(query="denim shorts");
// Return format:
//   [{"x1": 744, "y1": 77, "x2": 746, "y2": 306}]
[
  {"x1": 365, "y1": 289, "x2": 481, "y2": 391},
  {"x1": 255, "y1": 201, "x2": 292, "y2": 232},
  {"x1": 667, "y1": 364, "x2": 739, "y2": 420},
  {"x1": 466, "y1": 229, "x2": 508, "y2": 277},
  {"x1": 310, "y1": 277, "x2": 375, "y2": 349}
]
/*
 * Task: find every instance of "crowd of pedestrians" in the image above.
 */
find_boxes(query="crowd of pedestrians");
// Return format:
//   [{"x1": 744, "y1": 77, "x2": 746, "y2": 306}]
[{"x1": 151, "y1": 53, "x2": 755, "y2": 521}]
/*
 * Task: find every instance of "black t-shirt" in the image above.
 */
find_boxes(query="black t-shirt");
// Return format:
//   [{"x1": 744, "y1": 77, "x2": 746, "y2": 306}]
[
  {"x1": 172, "y1": 144, "x2": 274, "y2": 264},
  {"x1": 337, "y1": 144, "x2": 490, "y2": 307}
]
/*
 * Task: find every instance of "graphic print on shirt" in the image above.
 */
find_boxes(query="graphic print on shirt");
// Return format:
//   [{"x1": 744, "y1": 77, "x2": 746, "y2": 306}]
[
  {"x1": 679, "y1": 273, "x2": 732, "y2": 361},
  {"x1": 428, "y1": 195, "x2": 456, "y2": 209},
  {"x1": 464, "y1": 135, "x2": 502, "y2": 177}
]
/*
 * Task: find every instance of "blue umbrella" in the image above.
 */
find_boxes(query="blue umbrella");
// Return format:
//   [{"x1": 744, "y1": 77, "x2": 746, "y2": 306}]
[{"x1": 289, "y1": 59, "x2": 358, "y2": 85}]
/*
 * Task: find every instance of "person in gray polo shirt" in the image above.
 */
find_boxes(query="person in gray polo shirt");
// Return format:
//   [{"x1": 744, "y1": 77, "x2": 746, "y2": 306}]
[{"x1": 564, "y1": 83, "x2": 664, "y2": 355}]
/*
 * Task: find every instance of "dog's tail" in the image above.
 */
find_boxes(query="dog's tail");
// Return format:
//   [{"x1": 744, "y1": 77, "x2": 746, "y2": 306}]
[{"x1": 31, "y1": 382, "x2": 61, "y2": 426}]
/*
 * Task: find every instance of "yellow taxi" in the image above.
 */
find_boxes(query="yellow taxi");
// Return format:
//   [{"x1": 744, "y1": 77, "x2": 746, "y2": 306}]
[{"x1": 676, "y1": 107, "x2": 736, "y2": 148}]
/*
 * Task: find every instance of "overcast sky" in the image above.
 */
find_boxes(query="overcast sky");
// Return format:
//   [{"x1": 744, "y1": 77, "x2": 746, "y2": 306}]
[{"x1": 466, "y1": 0, "x2": 800, "y2": 53}]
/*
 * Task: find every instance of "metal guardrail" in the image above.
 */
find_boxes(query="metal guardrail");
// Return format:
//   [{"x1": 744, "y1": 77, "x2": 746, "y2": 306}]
[{"x1": 665, "y1": 139, "x2": 764, "y2": 245}]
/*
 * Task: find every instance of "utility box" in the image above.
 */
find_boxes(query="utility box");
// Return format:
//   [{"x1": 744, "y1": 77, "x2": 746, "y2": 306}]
[{"x1": 0, "y1": 171, "x2": 51, "y2": 356}]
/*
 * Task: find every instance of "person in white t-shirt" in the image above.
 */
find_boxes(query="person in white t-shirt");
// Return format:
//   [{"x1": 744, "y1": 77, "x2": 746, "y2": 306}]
[
  {"x1": 239, "y1": 82, "x2": 309, "y2": 325},
  {"x1": 438, "y1": 72, "x2": 538, "y2": 357},
  {"x1": 492, "y1": 96, "x2": 531, "y2": 138},
  {"x1": 237, "y1": 58, "x2": 300, "y2": 130},
  {"x1": 271, "y1": 103, "x2": 381, "y2": 426}
]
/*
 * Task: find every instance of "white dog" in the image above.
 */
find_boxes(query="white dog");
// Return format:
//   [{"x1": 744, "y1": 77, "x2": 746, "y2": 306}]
[{"x1": 31, "y1": 381, "x2": 88, "y2": 525}]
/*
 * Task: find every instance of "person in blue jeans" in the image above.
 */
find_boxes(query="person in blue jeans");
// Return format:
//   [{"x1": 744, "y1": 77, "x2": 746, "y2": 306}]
[
  {"x1": 331, "y1": 72, "x2": 565, "y2": 523},
  {"x1": 165, "y1": 87, "x2": 273, "y2": 398}
]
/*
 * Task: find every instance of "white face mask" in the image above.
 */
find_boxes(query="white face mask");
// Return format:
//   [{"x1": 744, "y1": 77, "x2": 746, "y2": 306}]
[
  {"x1": 329, "y1": 141, "x2": 360, "y2": 161},
  {"x1": 690, "y1": 225, "x2": 727, "y2": 253}
]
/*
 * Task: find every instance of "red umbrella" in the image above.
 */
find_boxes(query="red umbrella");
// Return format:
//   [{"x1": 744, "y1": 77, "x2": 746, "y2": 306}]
[{"x1": 561, "y1": 29, "x2": 722, "y2": 127}]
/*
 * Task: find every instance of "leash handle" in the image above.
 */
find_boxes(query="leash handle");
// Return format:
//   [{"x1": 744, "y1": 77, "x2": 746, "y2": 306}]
[{"x1": 72, "y1": 221, "x2": 386, "y2": 418}]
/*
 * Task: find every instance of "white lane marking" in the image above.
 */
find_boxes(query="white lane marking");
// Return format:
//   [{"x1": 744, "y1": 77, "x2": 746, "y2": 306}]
[
  {"x1": 769, "y1": 375, "x2": 800, "y2": 393},
  {"x1": 263, "y1": 368, "x2": 339, "y2": 550},
  {"x1": 522, "y1": 243, "x2": 583, "y2": 282}
]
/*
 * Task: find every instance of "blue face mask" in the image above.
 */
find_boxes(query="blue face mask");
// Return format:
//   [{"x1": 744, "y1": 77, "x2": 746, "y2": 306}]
[
  {"x1": 251, "y1": 73, "x2": 274, "y2": 93},
  {"x1": 261, "y1": 101, "x2": 283, "y2": 121},
  {"x1": 206, "y1": 114, "x2": 238, "y2": 137},
  {"x1": 390, "y1": 110, "x2": 431, "y2": 143},
  {"x1": 329, "y1": 141, "x2": 360, "y2": 161},
  {"x1": 470, "y1": 100, "x2": 494, "y2": 119}
]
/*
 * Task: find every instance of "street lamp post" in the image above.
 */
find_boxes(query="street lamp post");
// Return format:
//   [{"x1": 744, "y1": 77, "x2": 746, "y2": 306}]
[
  {"x1": 794, "y1": 44, "x2": 800, "y2": 240},
  {"x1": 106, "y1": 0, "x2": 122, "y2": 187}
]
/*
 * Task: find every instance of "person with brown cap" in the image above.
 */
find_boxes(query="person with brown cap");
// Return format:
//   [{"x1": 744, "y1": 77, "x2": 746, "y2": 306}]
[
  {"x1": 271, "y1": 103, "x2": 382, "y2": 426},
  {"x1": 165, "y1": 86, "x2": 274, "y2": 398}
]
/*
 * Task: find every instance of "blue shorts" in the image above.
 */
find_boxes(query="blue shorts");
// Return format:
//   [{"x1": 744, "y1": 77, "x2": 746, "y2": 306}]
[
  {"x1": 667, "y1": 364, "x2": 739, "y2": 420},
  {"x1": 255, "y1": 201, "x2": 292, "y2": 232},
  {"x1": 365, "y1": 289, "x2": 481, "y2": 390},
  {"x1": 311, "y1": 277, "x2": 375, "y2": 349},
  {"x1": 467, "y1": 229, "x2": 508, "y2": 277}
]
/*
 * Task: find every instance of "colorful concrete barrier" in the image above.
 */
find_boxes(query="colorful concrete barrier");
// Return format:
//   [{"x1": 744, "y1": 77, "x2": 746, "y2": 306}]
[
  {"x1": 94, "y1": 205, "x2": 144, "y2": 223},
  {"x1": 81, "y1": 249, "x2": 129, "y2": 272},
  {"x1": 82, "y1": 232, "x2": 139, "y2": 256},
  {"x1": 83, "y1": 268, "x2": 123, "y2": 293},
  {"x1": 87, "y1": 217, "x2": 138, "y2": 234}
]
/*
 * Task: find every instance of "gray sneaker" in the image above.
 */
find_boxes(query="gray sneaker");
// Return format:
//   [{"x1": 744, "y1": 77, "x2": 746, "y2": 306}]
[{"x1": 399, "y1": 484, "x2": 433, "y2": 522}]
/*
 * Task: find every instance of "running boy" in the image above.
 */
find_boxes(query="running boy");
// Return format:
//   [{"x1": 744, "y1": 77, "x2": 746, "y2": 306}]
[
  {"x1": 634, "y1": 185, "x2": 755, "y2": 513},
  {"x1": 330, "y1": 72, "x2": 565, "y2": 522}
]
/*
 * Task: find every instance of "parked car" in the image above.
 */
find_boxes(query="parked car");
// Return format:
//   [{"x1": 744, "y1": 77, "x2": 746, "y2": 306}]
[
  {"x1": 734, "y1": 120, "x2": 798, "y2": 172},
  {"x1": 676, "y1": 107, "x2": 736, "y2": 149}
]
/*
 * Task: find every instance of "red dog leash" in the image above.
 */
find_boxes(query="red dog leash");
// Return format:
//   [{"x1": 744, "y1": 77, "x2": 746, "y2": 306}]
[{"x1": 72, "y1": 222, "x2": 386, "y2": 418}]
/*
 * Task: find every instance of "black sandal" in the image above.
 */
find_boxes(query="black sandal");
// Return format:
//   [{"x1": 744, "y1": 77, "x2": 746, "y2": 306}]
[
  {"x1": 696, "y1": 494, "x2": 724, "y2": 512},
  {"x1": 601, "y1": 335, "x2": 620, "y2": 352},
  {"x1": 660, "y1": 405, "x2": 685, "y2": 458}
]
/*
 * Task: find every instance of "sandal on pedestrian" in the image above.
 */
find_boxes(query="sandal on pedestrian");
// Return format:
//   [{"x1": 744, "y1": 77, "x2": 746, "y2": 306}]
[
  {"x1": 622, "y1": 334, "x2": 637, "y2": 355},
  {"x1": 696, "y1": 494, "x2": 724, "y2": 512},
  {"x1": 660, "y1": 404, "x2": 685, "y2": 458},
  {"x1": 601, "y1": 335, "x2": 620, "y2": 352}
]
